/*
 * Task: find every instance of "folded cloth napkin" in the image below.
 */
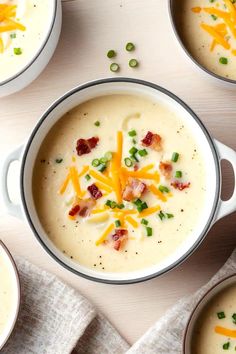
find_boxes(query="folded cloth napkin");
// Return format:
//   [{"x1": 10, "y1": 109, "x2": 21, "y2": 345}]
[
  {"x1": 2, "y1": 258, "x2": 129, "y2": 354},
  {"x1": 126, "y1": 249, "x2": 236, "y2": 354}
]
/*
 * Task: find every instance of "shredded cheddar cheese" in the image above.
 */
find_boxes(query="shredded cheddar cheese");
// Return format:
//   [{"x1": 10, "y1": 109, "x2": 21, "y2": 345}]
[
  {"x1": 59, "y1": 172, "x2": 71, "y2": 195},
  {"x1": 148, "y1": 184, "x2": 167, "y2": 202},
  {"x1": 96, "y1": 223, "x2": 114, "y2": 246},
  {"x1": 138, "y1": 205, "x2": 161, "y2": 218},
  {"x1": 191, "y1": 6, "x2": 201, "y2": 13},
  {"x1": 89, "y1": 169, "x2": 113, "y2": 188},
  {"x1": 215, "y1": 326, "x2": 236, "y2": 338},
  {"x1": 125, "y1": 215, "x2": 138, "y2": 228},
  {"x1": 121, "y1": 167, "x2": 160, "y2": 182},
  {"x1": 70, "y1": 166, "x2": 83, "y2": 198}
]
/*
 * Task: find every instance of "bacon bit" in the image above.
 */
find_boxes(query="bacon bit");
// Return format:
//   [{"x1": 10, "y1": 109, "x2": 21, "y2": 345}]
[
  {"x1": 171, "y1": 181, "x2": 190, "y2": 191},
  {"x1": 134, "y1": 164, "x2": 139, "y2": 171},
  {"x1": 122, "y1": 177, "x2": 146, "y2": 202},
  {"x1": 112, "y1": 229, "x2": 128, "y2": 251},
  {"x1": 87, "y1": 183, "x2": 103, "y2": 200},
  {"x1": 141, "y1": 131, "x2": 162, "y2": 151},
  {"x1": 76, "y1": 136, "x2": 99, "y2": 156},
  {"x1": 68, "y1": 204, "x2": 80, "y2": 217},
  {"x1": 77, "y1": 199, "x2": 96, "y2": 217},
  {"x1": 159, "y1": 161, "x2": 172, "y2": 179}
]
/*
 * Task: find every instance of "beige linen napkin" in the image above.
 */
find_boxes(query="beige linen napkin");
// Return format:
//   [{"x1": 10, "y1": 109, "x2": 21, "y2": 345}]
[
  {"x1": 126, "y1": 249, "x2": 236, "y2": 354},
  {"x1": 2, "y1": 258, "x2": 129, "y2": 354}
]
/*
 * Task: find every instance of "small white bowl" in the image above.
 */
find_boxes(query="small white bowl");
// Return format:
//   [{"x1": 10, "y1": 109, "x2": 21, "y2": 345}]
[
  {"x1": 184, "y1": 274, "x2": 236, "y2": 354},
  {"x1": 0, "y1": 0, "x2": 62, "y2": 97},
  {"x1": 0, "y1": 241, "x2": 20, "y2": 350}
]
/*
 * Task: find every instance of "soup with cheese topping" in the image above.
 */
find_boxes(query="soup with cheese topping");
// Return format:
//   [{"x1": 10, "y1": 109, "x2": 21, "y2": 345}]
[
  {"x1": 175, "y1": 0, "x2": 236, "y2": 80},
  {"x1": 0, "y1": 0, "x2": 54, "y2": 83},
  {"x1": 33, "y1": 94, "x2": 206, "y2": 273},
  {"x1": 192, "y1": 284, "x2": 236, "y2": 354}
]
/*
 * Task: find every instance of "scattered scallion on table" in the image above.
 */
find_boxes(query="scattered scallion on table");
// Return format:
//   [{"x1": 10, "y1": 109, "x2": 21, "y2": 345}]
[
  {"x1": 110, "y1": 63, "x2": 120, "y2": 72},
  {"x1": 107, "y1": 49, "x2": 116, "y2": 58},
  {"x1": 129, "y1": 58, "x2": 139, "y2": 68},
  {"x1": 126, "y1": 42, "x2": 135, "y2": 51},
  {"x1": 124, "y1": 157, "x2": 133, "y2": 167}
]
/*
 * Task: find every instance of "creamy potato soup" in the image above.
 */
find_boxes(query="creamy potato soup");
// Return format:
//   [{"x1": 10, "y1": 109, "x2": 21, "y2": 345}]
[
  {"x1": 0, "y1": 247, "x2": 15, "y2": 337},
  {"x1": 0, "y1": 0, "x2": 53, "y2": 82},
  {"x1": 176, "y1": 0, "x2": 236, "y2": 80},
  {"x1": 33, "y1": 94, "x2": 206, "y2": 273},
  {"x1": 192, "y1": 284, "x2": 236, "y2": 354}
]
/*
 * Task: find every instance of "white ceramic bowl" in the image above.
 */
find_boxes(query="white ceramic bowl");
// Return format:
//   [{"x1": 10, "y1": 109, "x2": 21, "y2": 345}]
[
  {"x1": 1, "y1": 78, "x2": 236, "y2": 284},
  {"x1": 0, "y1": 0, "x2": 62, "y2": 97},
  {"x1": 168, "y1": 0, "x2": 236, "y2": 88},
  {"x1": 184, "y1": 274, "x2": 236, "y2": 354},
  {"x1": 0, "y1": 241, "x2": 20, "y2": 350}
]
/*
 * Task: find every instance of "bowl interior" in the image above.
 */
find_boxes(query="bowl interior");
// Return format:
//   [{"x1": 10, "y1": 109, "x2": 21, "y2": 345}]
[
  {"x1": 0, "y1": 242, "x2": 20, "y2": 350},
  {"x1": 184, "y1": 274, "x2": 236, "y2": 354},
  {"x1": 21, "y1": 79, "x2": 219, "y2": 283}
]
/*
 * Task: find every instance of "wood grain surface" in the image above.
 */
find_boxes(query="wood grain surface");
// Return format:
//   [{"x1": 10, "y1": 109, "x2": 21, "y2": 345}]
[{"x1": 0, "y1": 0, "x2": 236, "y2": 344}]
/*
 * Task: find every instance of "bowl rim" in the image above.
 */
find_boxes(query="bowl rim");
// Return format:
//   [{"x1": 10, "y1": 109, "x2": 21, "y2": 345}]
[
  {"x1": 168, "y1": 0, "x2": 236, "y2": 85},
  {"x1": 183, "y1": 272, "x2": 236, "y2": 353},
  {"x1": 20, "y1": 77, "x2": 221, "y2": 284},
  {"x1": 0, "y1": 0, "x2": 58, "y2": 87},
  {"x1": 0, "y1": 240, "x2": 21, "y2": 350}
]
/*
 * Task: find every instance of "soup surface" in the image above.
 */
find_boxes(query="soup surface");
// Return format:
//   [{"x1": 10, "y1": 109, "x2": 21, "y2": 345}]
[
  {"x1": 33, "y1": 94, "x2": 206, "y2": 273},
  {"x1": 0, "y1": 246, "x2": 15, "y2": 337},
  {"x1": 176, "y1": 0, "x2": 236, "y2": 80},
  {"x1": 192, "y1": 284, "x2": 236, "y2": 354},
  {"x1": 0, "y1": 0, "x2": 53, "y2": 82}
]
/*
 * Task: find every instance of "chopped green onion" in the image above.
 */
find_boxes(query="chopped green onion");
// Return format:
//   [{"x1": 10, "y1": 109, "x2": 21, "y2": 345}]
[
  {"x1": 129, "y1": 147, "x2": 138, "y2": 155},
  {"x1": 138, "y1": 149, "x2": 148, "y2": 157},
  {"x1": 126, "y1": 42, "x2": 135, "y2": 51},
  {"x1": 134, "y1": 199, "x2": 148, "y2": 212},
  {"x1": 55, "y1": 158, "x2": 63, "y2": 163},
  {"x1": 10, "y1": 33, "x2": 16, "y2": 39},
  {"x1": 159, "y1": 185, "x2": 170, "y2": 193},
  {"x1": 211, "y1": 14, "x2": 217, "y2": 20},
  {"x1": 131, "y1": 154, "x2": 139, "y2": 162},
  {"x1": 124, "y1": 157, "x2": 133, "y2": 167},
  {"x1": 217, "y1": 312, "x2": 226, "y2": 319},
  {"x1": 85, "y1": 174, "x2": 91, "y2": 181},
  {"x1": 115, "y1": 220, "x2": 121, "y2": 227},
  {"x1": 171, "y1": 152, "x2": 179, "y2": 162},
  {"x1": 117, "y1": 203, "x2": 125, "y2": 209},
  {"x1": 132, "y1": 138, "x2": 137, "y2": 144},
  {"x1": 232, "y1": 313, "x2": 236, "y2": 323},
  {"x1": 98, "y1": 163, "x2": 106, "y2": 172},
  {"x1": 219, "y1": 57, "x2": 228, "y2": 65},
  {"x1": 105, "y1": 200, "x2": 112, "y2": 207},
  {"x1": 104, "y1": 151, "x2": 113, "y2": 161},
  {"x1": 223, "y1": 342, "x2": 230, "y2": 350},
  {"x1": 128, "y1": 129, "x2": 137, "y2": 137},
  {"x1": 107, "y1": 49, "x2": 116, "y2": 58},
  {"x1": 166, "y1": 213, "x2": 174, "y2": 219},
  {"x1": 141, "y1": 218, "x2": 148, "y2": 225},
  {"x1": 14, "y1": 47, "x2": 22, "y2": 55},
  {"x1": 110, "y1": 201, "x2": 117, "y2": 209},
  {"x1": 209, "y1": 0, "x2": 215, "y2": 2},
  {"x1": 100, "y1": 157, "x2": 108, "y2": 164},
  {"x1": 146, "y1": 227, "x2": 153, "y2": 237},
  {"x1": 175, "y1": 171, "x2": 182, "y2": 178},
  {"x1": 94, "y1": 121, "x2": 100, "y2": 127},
  {"x1": 110, "y1": 63, "x2": 120, "y2": 72},
  {"x1": 158, "y1": 211, "x2": 166, "y2": 221},
  {"x1": 129, "y1": 59, "x2": 139, "y2": 68},
  {"x1": 134, "y1": 199, "x2": 142, "y2": 207},
  {"x1": 92, "y1": 159, "x2": 100, "y2": 167}
]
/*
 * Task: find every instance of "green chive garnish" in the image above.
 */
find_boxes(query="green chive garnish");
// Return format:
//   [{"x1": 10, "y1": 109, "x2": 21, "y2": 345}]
[
  {"x1": 138, "y1": 149, "x2": 148, "y2": 157},
  {"x1": 115, "y1": 220, "x2": 121, "y2": 227},
  {"x1": 217, "y1": 312, "x2": 226, "y2": 319},
  {"x1": 141, "y1": 218, "x2": 148, "y2": 225},
  {"x1": 92, "y1": 159, "x2": 100, "y2": 167},
  {"x1": 117, "y1": 203, "x2": 125, "y2": 209},
  {"x1": 146, "y1": 227, "x2": 153, "y2": 237},
  {"x1": 10, "y1": 33, "x2": 16, "y2": 39},
  {"x1": 129, "y1": 147, "x2": 138, "y2": 155},
  {"x1": 211, "y1": 14, "x2": 217, "y2": 20},
  {"x1": 94, "y1": 121, "x2": 100, "y2": 127},
  {"x1": 232, "y1": 313, "x2": 236, "y2": 323},
  {"x1": 175, "y1": 171, "x2": 182, "y2": 178},
  {"x1": 85, "y1": 174, "x2": 91, "y2": 181},
  {"x1": 98, "y1": 163, "x2": 106, "y2": 172},
  {"x1": 126, "y1": 42, "x2": 135, "y2": 51},
  {"x1": 124, "y1": 157, "x2": 133, "y2": 167},
  {"x1": 223, "y1": 342, "x2": 230, "y2": 350},
  {"x1": 129, "y1": 59, "x2": 139, "y2": 68},
  {"x1": 166, "y1": 213, "x2": 174, "y2": 219},
  {"x1": 105, "y1": 200, "x2": 112, "y2": 207},
  {"x1": 107, "y1": 50, "x2": 116, "y2": 58},
  {"x1": 171, "y1": 152, "x2": 179, "y2": 162},
  {"x1": 158, "y1": 185, "x2": 170, "y2": 193},
  {"x1": 110, "y1": 63, "x2": 120, "y2": 72},
  {"x1": 128, "y1": 130, "x2": 137, "y2": 137},
  {"x1": 100, "y1": 157, "x2": 108, "y2": 164},
  {"x1": 14, "y1": 47, "x2": 22, "y2": 55},
  {"x1": 55, "y1": 158, "x2": 63, "y2": 163},
  {"x1": 158, "y1": 211, "x2": 166, "y2": 221},
  {"x1": 104, "y1": 151, "x2": 113, "y2": 161},
  {"x1": 134, "y1": 199, "x2": 148, "y2": 212},
  {"x1": 132, "y1": 138, "x2": 137, "y2": 144},
  {"x1": 110, "y1": 201, "x2": 117, "y2": 209},
  {"x1": 219, "y1": 57, "x2": 228, "y2": 65}
]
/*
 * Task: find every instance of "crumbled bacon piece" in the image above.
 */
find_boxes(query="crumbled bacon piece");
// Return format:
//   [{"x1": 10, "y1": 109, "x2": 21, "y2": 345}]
[
  {"x1": 141, "y1": 131, "x2": 162, "y2": 151},
  {"x1": 171, "y1": 181, "x2": 190, "y2": 191},
  {"x1": 112, "y1": 229, "x2": 128, "y2": 251},
  {"x1": 68, "y1": 204, "x2": 80, "y2": 217},
  {"x1": 122, "y1": 177, "x2": 146, "y2": 202},
  {"x1": 87, "y1": 183, "x2": 102, "y2": 200},
  {"x1": 76, "y1": 136, "x2": 99, "y2": 156},
  {"x1": 133, "y1": 164, "x2": 139, "y2": 171},
  {"x1": 159, "y1": 161, "x2": 172, "y2": 179},
  {"x1": 78, "y1": 199, "x2": 96, "y2": 217}
]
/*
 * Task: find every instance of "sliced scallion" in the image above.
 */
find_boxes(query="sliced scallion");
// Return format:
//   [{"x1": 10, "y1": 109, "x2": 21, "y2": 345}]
[
  {"x1": 219, "y1": 57, "x2": 228, "y2": 65},
  {"x1": 110, "y1": 63, "x2": 120, "y2": 72},
  {"x1": 126, "y1": 42, "x2": 135, "y2": 51},
  {"x1": 175, "y1": 170, "x2": 182, "y2": 178},
  {"x1": 98, "y1": 163, "x2": 106, "y2": 172},
  {"x1": 124, "y1": 157, "x2": 133, "y2": 167},
  {"x1": 217, "y1": 312, "x2": 226, "y2": 319},
  {"x1": 171, "y1": 152, "x2": 179, "y2": 162},
  {"x1": 85, "y1": 174, "x2": 91, "y2": 181},
  {"x1": 107, "y1": 49, "x2": 116, "y2": 58},
  {"x1": 159, "y1": 185, "x2": 170, "y2": 193},
  {"x1": 104, "y1": 151, "x2": 113, "y2": 161},
  {"x1": 146, "y1": 227, "x2": 153, "y2": 237},
  {"x1": 92, "y1": 159, "x2": 100, "y2": 167},
  {"x1": 94, "y1": 121, "x2": 100, "y2": 127},
  {"x1": 129, "y1": 59, "x2": 139, "y2": 68},
  {"x1": 223, "y1": 342, "x2": 230, "y2": 350},
  {"x1": 138, "y1": 149, "x2": 148, "y2": 157},
  {"x1": 141, "y1": 218, "x2": 148, "y2": 225},
  {"x1": 128, "y1": 129, "x2": 137, "y2": 137},
  {"x1": 14, "y1": 47, "x2": 22, "y2": 55},
  {"x1": 115, "y1": 220, "x2": 121, "y2": 227}
]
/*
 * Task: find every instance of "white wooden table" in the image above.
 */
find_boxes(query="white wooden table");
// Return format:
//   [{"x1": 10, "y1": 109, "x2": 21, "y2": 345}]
[{"x1": 1, "y1": 0, "x2": 236, "y2": 345}]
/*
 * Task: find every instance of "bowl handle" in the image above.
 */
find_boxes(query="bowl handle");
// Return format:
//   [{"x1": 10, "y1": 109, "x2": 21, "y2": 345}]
[
  {"x1": 214, "y1": 139, "x2": 236, "y2": 221},
  {"x1": 0, "y1": 145, "x2": 24, "y2": 219}
]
